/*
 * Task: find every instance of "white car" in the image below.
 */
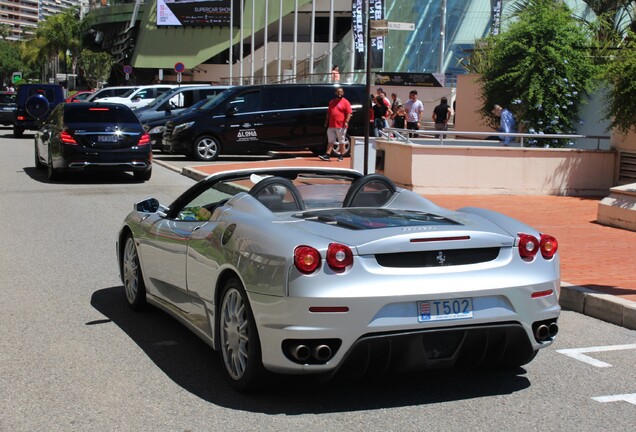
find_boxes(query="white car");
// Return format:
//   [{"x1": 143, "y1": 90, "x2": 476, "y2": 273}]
[
  {"x1": 85, "y1": 86, "x2": 138, "y2": 102},
  {"x1": 98, "y1": 85, "x2": 176, "y2": 109}
]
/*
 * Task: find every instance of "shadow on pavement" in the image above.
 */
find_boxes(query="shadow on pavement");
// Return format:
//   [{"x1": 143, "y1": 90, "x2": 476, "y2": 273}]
[
  {"x1": 91, "y1": 286, "x2": 532, "y2": 413},
  {"x1": 23, "y1": 166, "x2": 146, "y2": 185}
]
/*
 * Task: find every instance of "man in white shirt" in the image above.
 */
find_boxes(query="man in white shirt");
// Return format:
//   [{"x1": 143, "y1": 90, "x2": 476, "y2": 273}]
[{"x1": 404, "y1": 90, "x2": 424, "y2": 133}]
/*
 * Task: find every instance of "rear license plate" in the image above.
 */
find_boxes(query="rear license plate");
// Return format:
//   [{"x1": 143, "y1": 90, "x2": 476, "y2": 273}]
[
  {"x1": 98, "y1": 135, "x2": 118, "y2": 142},
  {"x1": 417, "y1": 298, "x2": 473, "y2": 322}
]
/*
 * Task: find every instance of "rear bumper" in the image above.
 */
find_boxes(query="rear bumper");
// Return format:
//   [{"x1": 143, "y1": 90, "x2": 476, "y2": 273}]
[
  {"x1": 55, "y1": 146, "x2": 151, "y2": 172},
  {"x1": 66, "y1": 161, "x2": 149, "y2": 171}
]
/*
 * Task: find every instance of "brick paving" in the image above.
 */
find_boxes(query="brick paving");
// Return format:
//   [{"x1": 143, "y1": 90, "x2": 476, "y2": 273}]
[{"x1": 190, "y1": 156, "x2": 636, "y2": 303}]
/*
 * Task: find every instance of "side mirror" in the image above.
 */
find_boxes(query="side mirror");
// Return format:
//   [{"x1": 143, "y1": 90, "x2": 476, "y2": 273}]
[
  {"x1": 135, "y1": 197, "x2": 160, "y2": 213},
  {"x1": 226, "y1": 106, "x2": 238, "y2": 116}
]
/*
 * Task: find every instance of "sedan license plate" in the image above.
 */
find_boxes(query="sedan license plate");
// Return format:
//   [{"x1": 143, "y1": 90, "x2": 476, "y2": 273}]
[
  {"x1": 417, "y1": 298, "x2": 473, "y2": 322},
  {"x1": 98, "y1": 135, "x2": 118, "y2": 142}
]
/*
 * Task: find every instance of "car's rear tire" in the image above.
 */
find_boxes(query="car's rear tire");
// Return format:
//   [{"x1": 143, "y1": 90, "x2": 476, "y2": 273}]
[
  {"x1": 192, "y1": 135, "x2": 221, "y2": 161},
  {"x1": 47, "y1": 152, "x2": 59, "y2": 181},
  {"x1": 122, "y1": 235, "x2": 146, "y2": 310},
  {"x1": 13, "y1": 125, "x2": 24, "y2": 138},
  {"x1": 219, "y1": 277, "x2": 265, "y2": 392},
  {"x1": 134, "y1": 167, "x2": 152, "y2": 182},
  {"x1": 34, "y1": 142, "x2": 45, "y2": 170}
]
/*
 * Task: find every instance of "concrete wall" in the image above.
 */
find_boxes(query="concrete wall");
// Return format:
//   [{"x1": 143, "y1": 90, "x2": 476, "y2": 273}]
[
  {"x1": 373, "y1": 140, "x2": 616, "y2": 196},
  {"x1": 612, "y1": 130, "x2": 636, "y2": 152}
]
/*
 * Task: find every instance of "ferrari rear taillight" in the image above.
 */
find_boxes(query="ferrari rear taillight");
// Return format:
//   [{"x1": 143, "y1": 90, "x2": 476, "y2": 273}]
[
  {"x1": 518, "y1": 233, "x2": 539, "y2": 259},
  {"x1": 60, "y1": 131, "x2": 77, "y2": 145},
  {"x1": 518, "y1": 233, "x2": 558, "y2": 260},
  {"x1": 137, "y1": 132, "x2": 150, "y2": 146},
  {"x1": 326, "y1": 243, "x2": 353, "y2": 272},
  {"x1": 540, "y1": 234, "x2": 558, "y2": 259},
  {"x1": 294, "y1": 246, "x2": 321, "y2": 274}
]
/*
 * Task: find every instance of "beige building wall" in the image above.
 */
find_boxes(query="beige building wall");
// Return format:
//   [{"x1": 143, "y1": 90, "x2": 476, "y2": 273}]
[
  {"x1": 374, "y1": 141, "x2": 616, "y2": 196},
  {"x1": 454, "y1": 73, "x2": 493, "y2": 137},
  {"x1": 611, "y1": 130, "x2": 636, "y2": 152}
]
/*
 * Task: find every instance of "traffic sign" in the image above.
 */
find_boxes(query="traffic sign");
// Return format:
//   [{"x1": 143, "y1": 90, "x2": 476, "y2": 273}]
[
  {"x1": 388, "y1": 22, "x2": 415, "y2": 31},
  {"x1": 123, "y1": 65, "x2": 133, "y2": 74},
  {"x1": 174, "y1": 62, "x2": 185, "y2": 74},
  {"x1": 11, "y1": 72, "x2": 22, "y2": 83}
]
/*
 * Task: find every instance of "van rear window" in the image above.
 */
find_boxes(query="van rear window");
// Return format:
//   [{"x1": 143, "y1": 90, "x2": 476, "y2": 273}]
[{"x1": 65, "y1": 105, "x2": 139, "y2": 123}]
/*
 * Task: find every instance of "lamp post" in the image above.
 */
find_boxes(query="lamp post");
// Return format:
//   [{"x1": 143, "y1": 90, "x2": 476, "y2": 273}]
[{"x1": 363, "y1": 0, "x2": 371, "y2": 175}]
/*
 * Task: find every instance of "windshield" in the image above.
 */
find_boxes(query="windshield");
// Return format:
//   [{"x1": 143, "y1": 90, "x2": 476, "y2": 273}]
[
  {"x1": 120, "y1": 89, "x2": 137, "y2": 98},
  {"x1": 143, "y1": 90, "x2": 175, "y2": 109},
  {"x1": 198, "y1": 89, "x2": 232, "y2": 110}
]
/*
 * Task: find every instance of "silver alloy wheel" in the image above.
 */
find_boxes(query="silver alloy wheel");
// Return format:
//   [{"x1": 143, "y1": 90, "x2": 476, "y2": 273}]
[
  {"x1": 194, "y1": 136, "x2": 220, "y2": 161},
  {"x1": 220, "y1": 287, "x2": 249, "y2": 380},
  {"x1": 123, "y1": 237, "x2": 140, "y2": 305}
]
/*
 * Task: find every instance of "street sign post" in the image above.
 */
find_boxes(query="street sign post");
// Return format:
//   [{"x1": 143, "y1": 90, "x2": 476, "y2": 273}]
[
  {"x1": 123, "y1": 65, "x2": 133, "y2": 81},
  {"x1": 174, "y1": 62, "x2": 185, "y2": 85}
]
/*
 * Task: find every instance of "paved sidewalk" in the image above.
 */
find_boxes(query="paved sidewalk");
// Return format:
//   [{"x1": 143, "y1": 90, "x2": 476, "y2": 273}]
[{"x1": 154, "y1": 155, "x2": 636, "y2": 330}]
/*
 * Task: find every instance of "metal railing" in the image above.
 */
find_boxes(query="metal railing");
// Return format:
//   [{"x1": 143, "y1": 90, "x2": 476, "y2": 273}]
[{"x1": 379, "y1": 128, "x2": 611, "y2": 150}]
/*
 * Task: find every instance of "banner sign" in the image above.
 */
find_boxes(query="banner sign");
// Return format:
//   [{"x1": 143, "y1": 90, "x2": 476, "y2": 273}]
[
  {"x1": 157, "y1": 0, "x2": 241, "y2": 27},
  {"x1": 374, "y1": 72, "x2": 443, "y2": 87},
  {"x1": 352, "y1": 0, "x2": 385, "y2": 70}
]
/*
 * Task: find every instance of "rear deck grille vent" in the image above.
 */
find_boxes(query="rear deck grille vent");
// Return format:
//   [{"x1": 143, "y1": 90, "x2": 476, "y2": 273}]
[{"x1": 375, "y1": 247, "x2": 500, "y2": 268}]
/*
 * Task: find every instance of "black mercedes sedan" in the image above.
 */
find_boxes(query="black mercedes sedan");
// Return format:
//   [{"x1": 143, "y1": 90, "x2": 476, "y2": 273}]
[{"x1": 34, "y1": 102, "x2": 152, "y2": 181}]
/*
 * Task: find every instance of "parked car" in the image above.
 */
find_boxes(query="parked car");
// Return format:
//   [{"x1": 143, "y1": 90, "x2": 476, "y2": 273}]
[
  {"x1": 34, "y1": 102, "x2": 152, "y2": 181},
  {"x1": 65, "y1": 90, "x2": 94, "y2": 103},
  {"x1": 162, "y1": 83, "x2": 366, "y2": 161},
  {"x1": 85, "y1": 86, "x2": 138, "y2": 102},
  {"x1": 97, "y1": 85, "x2": 176, "y2": 109},
  {"x1": 13, "y1": 84, "x2": 65, "y2": 137},
  {"x1": 117, "y1": 167, "x2": 561, "y2": 391},
  {"x1": 0, "y1": 91, "x2": 16, "y2": 126},
  {"x1": 134, "y1": 85, "x2": 230, "y2": 148}
]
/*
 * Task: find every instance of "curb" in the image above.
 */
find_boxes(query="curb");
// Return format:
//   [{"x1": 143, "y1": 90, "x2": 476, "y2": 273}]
[
  {"x1": 560, "y1": 283, "x2": 636, "y2": 330},
  {"x1": 155, "y1": 159, "x2": 636, "y2": 331}
]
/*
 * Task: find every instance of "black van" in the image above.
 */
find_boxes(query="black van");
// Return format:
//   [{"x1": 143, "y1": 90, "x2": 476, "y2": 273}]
[
  {"x1": 135, "y1": 85, "x2": 230, "y2": 148},
  {"x1": 162, "y1": 83, "x2": 366, "y2": 161}
]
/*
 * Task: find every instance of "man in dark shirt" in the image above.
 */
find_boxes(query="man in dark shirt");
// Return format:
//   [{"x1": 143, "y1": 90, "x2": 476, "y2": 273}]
[{"x1": 432, "y1": 96, "x2": 452, "y2": 138}]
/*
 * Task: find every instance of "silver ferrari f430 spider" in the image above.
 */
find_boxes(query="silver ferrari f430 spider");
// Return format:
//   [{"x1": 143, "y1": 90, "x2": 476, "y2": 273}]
[{"x1": 117, "y1": 167, "x2": 560, "y2": 391}]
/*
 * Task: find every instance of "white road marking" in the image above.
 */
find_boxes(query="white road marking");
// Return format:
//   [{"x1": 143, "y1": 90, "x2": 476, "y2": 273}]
[
  {"x1": 592, "y1": 393, "x2": 636, "y2": 406},
  {"x1": 556, "y1": 344, "x2": 636, "y2": 368}
]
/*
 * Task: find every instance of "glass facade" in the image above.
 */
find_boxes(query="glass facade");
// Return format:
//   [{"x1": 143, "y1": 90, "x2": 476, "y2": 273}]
[{"x1": 382, "y1": 0, "x2": 493, "y2": 76}]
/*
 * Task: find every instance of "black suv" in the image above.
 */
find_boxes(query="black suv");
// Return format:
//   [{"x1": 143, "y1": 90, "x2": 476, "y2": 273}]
[
  {"x1": 14, "y1": 84, "x2": 65, "y2": 137},
  {"x1": 162, "y1": 84, "x2": 366, "y2": 161}
]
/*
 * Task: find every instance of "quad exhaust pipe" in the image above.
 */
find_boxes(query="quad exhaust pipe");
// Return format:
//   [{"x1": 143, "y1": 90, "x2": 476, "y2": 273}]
[
  {"x1": 533, "y1": 319, "x2": 559, "y2": 342},
  {"x1": 284, "y1": 340, "x2": 340, "y2": 364}
]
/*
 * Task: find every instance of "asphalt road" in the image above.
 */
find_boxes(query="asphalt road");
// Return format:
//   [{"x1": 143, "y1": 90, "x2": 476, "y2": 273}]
[{"x1": 1, "y1": 132, "x2": 635, "y2": 431}]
